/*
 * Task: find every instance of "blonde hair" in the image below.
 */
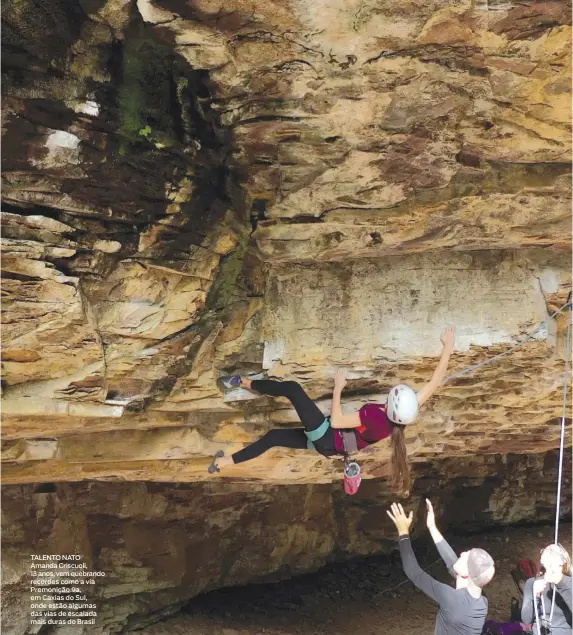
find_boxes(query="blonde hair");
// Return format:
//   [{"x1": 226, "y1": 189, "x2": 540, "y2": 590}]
[{"x1": 541, "y1": 543, "x2": 572, "y2": 575}]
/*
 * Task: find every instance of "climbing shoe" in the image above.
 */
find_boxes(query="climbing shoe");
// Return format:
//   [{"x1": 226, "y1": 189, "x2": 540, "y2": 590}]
[
  {"x1": 217, "y1": 375, "x2": 242, "y2": 391},
  {"x1": 208, "y1": 450, "x2": 224, "y2": 474}
]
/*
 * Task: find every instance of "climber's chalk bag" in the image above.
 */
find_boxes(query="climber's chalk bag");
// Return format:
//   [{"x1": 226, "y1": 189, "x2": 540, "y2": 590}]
[
  {"x1": 344, "y1": 457, "x2": 362, "y2": 495},
  {"x1": 341, "y1": 430, "x2": 361, "y2": 495}
]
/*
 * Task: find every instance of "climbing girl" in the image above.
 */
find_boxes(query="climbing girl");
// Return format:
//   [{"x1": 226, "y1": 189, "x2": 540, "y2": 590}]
[
  {"x1": 521, "y1": 543, "x2": 572, "y2": 635},
  {"x1": 208, "y1": 327, "x2": 456, "y2": 493}
]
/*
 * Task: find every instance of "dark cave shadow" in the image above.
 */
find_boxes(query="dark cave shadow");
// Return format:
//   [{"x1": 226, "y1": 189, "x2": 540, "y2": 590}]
[{"x1": 181, "y1": 520, "x2": 571, "y2": 630}]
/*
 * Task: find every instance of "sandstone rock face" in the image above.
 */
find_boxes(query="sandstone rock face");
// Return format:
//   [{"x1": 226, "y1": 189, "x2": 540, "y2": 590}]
[
  {"x1": 1, "y1": 0, "x2": 571, "y2": 632},
  {"x1": 1, "y1": 0, "x2": 571, "y2": 485},
  {"x1": 2, "y1": 451, "x2": 571, "y2": 635}
]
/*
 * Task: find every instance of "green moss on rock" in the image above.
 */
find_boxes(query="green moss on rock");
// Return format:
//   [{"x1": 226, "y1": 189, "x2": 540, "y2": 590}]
[
  {"x1": 206, "y1": 237, "x2": 249, "y2": 310},
  {"x1": 117, "y1": 24, "x2": 180, "y2": 150}
]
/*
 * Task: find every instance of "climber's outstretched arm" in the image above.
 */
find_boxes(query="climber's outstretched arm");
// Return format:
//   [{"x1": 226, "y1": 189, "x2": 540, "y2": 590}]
[
  {"x1": 417, "y1": 328, "x2": 456, "y2": 407},
  {"x1": 426, "y1": 499, "x2": 457, "y2": 578},
  {"x1": 330, "y1": 369, "x2": 361, "y2": 429}
]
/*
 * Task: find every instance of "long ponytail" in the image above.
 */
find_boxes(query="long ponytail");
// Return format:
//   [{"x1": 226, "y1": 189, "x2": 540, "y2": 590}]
[{"x1": 390, "y1": 424, "x2": 411, "y2": 495}]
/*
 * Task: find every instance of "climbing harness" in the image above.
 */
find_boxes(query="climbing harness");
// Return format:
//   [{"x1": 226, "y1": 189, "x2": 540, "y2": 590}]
[
  {"x1": 304, "y1": 419, "x2": 362, "y2": 495},
  {"x1": 341, "y1": 429, "x2": 362, "y2": 495},
  {"x1": 301, "y1": 300, "x2": 572, "y2": 503},
  {"x1": 304, "y1": 416, "x2": 331, "y2": 449}
]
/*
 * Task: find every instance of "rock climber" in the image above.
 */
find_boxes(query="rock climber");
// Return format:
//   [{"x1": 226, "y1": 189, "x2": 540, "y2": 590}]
[
  {"x1": 387, "y1": 499, "x2": 495, "y2": 635},
  {"x1": 208, "y1": 327, "x2": 456, "y2": 493},
  {"x1": 521, "y1": 543, "x2": 572, "y2": 635}
]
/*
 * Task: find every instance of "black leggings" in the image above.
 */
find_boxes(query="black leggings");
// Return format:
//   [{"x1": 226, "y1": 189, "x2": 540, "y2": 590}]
[{"x1": 231, "y1": 380, "x2": 336, "y2": 464}]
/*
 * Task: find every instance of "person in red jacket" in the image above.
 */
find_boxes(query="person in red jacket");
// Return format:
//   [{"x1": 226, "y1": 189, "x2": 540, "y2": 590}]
[{"x1": 209, "y1": 328, "x2": 456, "y2": 493}]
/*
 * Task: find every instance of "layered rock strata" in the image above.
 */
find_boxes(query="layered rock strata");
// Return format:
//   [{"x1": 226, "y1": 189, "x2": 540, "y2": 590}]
[
  {"x1": 1, "y1": 0, "x2": 572, "y2": 631},
  {"x1": 2, "y1": 450, "x2": 571, "y2": 634}
]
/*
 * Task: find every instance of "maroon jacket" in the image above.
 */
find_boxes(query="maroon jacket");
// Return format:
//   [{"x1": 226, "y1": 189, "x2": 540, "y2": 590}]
[{"x1": 334, "y1": 403, "x2": 393, "y2": 453}]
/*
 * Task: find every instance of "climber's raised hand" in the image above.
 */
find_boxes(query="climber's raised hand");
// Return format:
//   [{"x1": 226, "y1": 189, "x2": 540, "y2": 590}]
[
  {"x1": 440, "y1": 327, "x2": 456, "y2": 350},
  {"x1": 417, "y1": 329, "x2": 456, "y2": 407},
  {"x1": 334, "y1": 369, "x2": 347, "y2": 391}
]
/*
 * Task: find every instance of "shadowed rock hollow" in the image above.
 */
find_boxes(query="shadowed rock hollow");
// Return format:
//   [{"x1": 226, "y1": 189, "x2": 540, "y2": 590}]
[{"x1": 1, "y1": 0, "x2": 571, "y2": 632}]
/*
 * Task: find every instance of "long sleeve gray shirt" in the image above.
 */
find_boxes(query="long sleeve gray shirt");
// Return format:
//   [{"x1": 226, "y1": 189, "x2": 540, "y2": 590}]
[
  {"x1": 434, "y1": 536, "x2": 459, "y2": 577},
  {"x1": 521, "y1": 575, "x2": 572, "y2": 635},
  {"x1": 398, "y1": 536, "x2": 488, "y2": 635}
]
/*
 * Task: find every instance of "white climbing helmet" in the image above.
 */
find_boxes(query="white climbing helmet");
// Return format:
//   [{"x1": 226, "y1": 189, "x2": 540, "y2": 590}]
[{"x1": 386, "y1": 384, "x2": 419, "y2": 425}]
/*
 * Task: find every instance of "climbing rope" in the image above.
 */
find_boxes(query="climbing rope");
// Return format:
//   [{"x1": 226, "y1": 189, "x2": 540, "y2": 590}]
[
  {"x1": 533, "y1": 299, "x2": 571, "y2": 635},
  {"x1": 440, "y1": 297, "x2": 572, "y2": 635},
  {"x1": 436, "y1": 298, "x2": 572, "y2": 540},
  {"x1": 554, "y1": 306, "x2": 571, "y2": 545},
  {"x1": 443, "y1": 300, "x2": 572, "y2": 384}
]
